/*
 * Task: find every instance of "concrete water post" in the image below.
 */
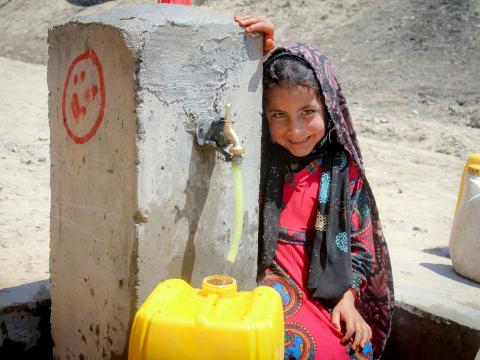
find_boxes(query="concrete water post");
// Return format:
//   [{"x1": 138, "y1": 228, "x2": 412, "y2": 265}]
[{"x1": 48, "y1": 4, "x2": 262, "y2": 359}]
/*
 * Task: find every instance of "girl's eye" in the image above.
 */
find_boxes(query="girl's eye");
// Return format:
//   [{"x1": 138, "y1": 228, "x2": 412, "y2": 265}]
[
  {"x1": 272, "y1": 112, "x2": 285, "y2": 119},
  {"x1": 301, "y1": 109, "x2": 316, "y2": 116}
]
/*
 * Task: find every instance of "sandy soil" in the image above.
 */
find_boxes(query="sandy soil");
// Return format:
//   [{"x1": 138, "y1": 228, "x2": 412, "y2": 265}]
[
  {"x1": 0, "y1": 57, "x2": 49, "y2": 288},
  {"x1": 0, "y1": 0, "x2": 479, "y2": 315}
]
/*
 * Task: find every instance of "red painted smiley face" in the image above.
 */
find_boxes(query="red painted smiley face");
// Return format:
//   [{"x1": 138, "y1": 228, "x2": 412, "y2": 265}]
[{"x1": 62, "y1": 48, "x2": 106, "y2": 144}]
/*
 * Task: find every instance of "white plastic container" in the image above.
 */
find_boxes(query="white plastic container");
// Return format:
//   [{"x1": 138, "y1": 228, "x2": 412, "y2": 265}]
[{"x1": 449, "y1": 165, "x2": 480, "y2": 283}]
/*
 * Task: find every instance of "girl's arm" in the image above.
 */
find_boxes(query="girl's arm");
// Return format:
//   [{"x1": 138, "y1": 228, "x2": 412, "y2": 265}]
[{"x1": 234, "y1": 15, "x2": 276, "y2": 54}]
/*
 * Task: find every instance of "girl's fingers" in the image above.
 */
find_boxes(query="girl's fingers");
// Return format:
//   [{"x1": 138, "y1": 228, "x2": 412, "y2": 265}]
[
  {"x1": 235, "y1": 16, "x2": 266, "y2": 26},
  {"x1": 331, "y1": 308, "x2": 341, "y2": 331},
  {"x1": 245, "y1": 21, "x2": 274, "y2": 33},
  {"x1": 265, "y1": 38, "x2": 276, "y2": 52},
  {"x1": 238, "y1": 18, "x2": 261, "y2": 26},
  {"x1": 360, "y1": 324, "x2": 369, "y2": 348},
  {"x1": 234, "y1": 15, "x2": 256, "y2": 20},
  {"x1": 359, "y1": 322, "x2": 372, "y2": 350},
  {"x1": 359, "y1": 326, "x2": 367, "y2": 348},
  {"x1": 351, "y1": 322, "x2": 362, "y2": 350},
  {"x1": 246, "y1": 22, "x2": 275, "y2": 36},
  {"x1": 235, "y1": 16, "x2": 274, "y2": 30},
  {"x1": 237, "y1": 15, "x2": 268, "y2": 21},
  {"x1": 341, "y1": 323, "x2": 355, "y2": 344}
]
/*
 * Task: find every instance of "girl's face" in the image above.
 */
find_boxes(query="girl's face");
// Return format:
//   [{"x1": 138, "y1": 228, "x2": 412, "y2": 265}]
[{"x1": 265, "y1": 85, "x2": 326, "y2": 157}]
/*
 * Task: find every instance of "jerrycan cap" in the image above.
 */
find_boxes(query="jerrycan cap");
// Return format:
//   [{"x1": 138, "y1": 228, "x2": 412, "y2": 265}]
[
  {"x1": 467, "y1": 153, "x2": 480, "y2": 163},
  {"x1": 201, "y1": 275, "x2": 237, "y2": 297},
  {"x1": 468, "y1": 164, "x2": 480, "y2": 177}
]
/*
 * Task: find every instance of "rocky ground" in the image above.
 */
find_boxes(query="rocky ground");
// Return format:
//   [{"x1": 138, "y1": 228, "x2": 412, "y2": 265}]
[{"x1": 0, "y1": 0, "x2": 479, "y2": 316}]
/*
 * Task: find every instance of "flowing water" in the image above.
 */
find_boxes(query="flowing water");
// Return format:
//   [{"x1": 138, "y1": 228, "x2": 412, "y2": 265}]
[{"x1": 223, "y1": 158, "x2": 244, "y2": 274}]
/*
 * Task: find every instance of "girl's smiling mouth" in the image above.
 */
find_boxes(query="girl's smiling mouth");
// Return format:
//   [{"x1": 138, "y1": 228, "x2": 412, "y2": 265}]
[{"x1": 288, "y1": 136, "x2": 311, "y2": 145}]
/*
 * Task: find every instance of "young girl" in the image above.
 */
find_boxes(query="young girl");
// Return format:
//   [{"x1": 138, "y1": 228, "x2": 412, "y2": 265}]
[{"x1": 235, "y1": 16, "x2": 394, "y2": 360}]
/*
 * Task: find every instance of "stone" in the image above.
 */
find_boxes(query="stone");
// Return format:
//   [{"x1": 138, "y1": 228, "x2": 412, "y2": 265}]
[{"x1": 467, "y1": 115, "x2": 480, "y2": 129}]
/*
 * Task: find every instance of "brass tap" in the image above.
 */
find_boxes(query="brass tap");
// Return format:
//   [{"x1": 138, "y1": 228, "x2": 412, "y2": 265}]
[{"x1": 223, "y1": 104, "x2": 245, "y2": 157}]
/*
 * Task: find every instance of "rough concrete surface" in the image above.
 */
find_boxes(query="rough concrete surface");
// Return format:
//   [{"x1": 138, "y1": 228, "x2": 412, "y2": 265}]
[
  {"x1": 384, "y1": 302, "x2": 480, "y2": 360},
  {"x1": 49, "y1": 22, "x2": 139, "y2": 360},
  {"x1": 48, "y1": 4, "x2": 262, "y2": 360},
  {"x1": 0, "y1": 280, "x2": 52, "y2": 359},
  {"x1": 133, "y1": 7, "x2": 262, "y2": 299}
]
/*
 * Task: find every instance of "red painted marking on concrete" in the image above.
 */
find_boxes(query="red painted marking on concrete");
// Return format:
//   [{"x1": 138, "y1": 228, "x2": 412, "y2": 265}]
[
  {"x1": 84, "y1": 88, "x2": 91, "y2": 102},
  {"x1": 84, "y1": 84, "x2": 99, "y2": 102},
  {"x1": 71, "y1": 93, "x2": 86, "y2": 122},
  {"x1": 91, "y1": 84, "x2": 98, "y2": 99},
  {"x1": 61, "y1": 49, "x2": 106, "y2": 144}
]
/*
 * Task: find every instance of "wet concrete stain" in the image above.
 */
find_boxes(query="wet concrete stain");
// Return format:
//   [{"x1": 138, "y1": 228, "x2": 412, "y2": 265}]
[{"x1": 175, "y1": 143, "x2": 215, "y2": 283}]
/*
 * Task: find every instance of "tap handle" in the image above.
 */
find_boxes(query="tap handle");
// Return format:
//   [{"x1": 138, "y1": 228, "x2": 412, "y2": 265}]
[
  {"x1": 224, "y1": 104, "x2": 232, "y2": 123},
  {"x1": 222, "y1": 104, "x2": 244, "y2": 157}
]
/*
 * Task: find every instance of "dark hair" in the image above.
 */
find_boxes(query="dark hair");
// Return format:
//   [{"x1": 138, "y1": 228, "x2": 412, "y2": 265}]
[{"x1": 263, "y1": 55, "x2": 320, "y2": 94}]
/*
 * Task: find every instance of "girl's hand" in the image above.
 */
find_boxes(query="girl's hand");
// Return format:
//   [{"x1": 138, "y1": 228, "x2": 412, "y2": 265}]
[
  {"x1": 234, "y1": 15, "x2": 276, "y2": 54},
  {"x1": 331, "y1": 289, "x2": 372, "y2": 351}
]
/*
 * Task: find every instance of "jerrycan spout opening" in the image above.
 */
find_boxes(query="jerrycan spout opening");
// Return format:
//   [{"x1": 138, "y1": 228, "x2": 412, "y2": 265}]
[{"x1": 201, "y1": 275, "x2": 237, "y2": 297}]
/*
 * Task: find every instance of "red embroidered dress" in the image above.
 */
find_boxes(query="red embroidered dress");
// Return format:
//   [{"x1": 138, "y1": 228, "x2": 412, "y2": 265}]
[{"x1": 260, "y1": 158, "x2": 374, "y2": 360}]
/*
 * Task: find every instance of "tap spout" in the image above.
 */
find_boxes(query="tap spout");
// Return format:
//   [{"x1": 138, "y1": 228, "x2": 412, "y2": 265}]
[{"x1": 223, "y1": 104, "x2": 245, "y2": 158}]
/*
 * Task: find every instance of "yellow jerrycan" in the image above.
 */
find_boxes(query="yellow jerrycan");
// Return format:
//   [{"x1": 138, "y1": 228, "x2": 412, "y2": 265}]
[
  {"x1": 450, "y1": 164, "x2": 480, "y2": 282},
  {"x1": 128, "y1": 275, "x2": 284, "y2": 360},
  {"x1": 455, "y1": 153, "x2": 480, "y2": 212}
]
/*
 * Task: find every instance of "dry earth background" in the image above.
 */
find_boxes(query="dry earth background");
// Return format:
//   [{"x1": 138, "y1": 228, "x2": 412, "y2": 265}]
[{"x1": 0, "y1": 0, "x2": 479, "y2": 314}]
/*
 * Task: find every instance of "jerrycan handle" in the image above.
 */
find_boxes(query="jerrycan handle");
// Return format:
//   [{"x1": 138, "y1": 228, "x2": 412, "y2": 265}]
[{"x1": 468, "y1": 164, "x2": 480, "y2": 177}]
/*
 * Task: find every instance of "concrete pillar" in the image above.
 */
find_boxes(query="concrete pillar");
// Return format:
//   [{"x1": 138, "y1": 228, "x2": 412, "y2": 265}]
[{"x1": 48, "y1": 4, "x2": 262, "y2": 359}]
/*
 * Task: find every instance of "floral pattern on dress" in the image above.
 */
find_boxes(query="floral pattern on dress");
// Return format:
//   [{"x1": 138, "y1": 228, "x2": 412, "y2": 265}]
[
  {"x1": 260, "y1": 268, "x2": 303, "y2": 318},
  {"x1": 284, "y1": 322, "x2": 317, "y2": 360}
]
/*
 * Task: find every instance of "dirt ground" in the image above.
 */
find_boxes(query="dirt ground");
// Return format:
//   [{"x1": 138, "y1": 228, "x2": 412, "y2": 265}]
[{"x1": 0, "y1": 0, "x2": 479, "y2": 315}]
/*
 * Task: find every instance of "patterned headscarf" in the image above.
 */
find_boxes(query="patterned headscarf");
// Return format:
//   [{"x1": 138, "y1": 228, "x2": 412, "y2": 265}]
[{"x1": 258, "y1": 43, "x2": 394, "y2": 359}]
